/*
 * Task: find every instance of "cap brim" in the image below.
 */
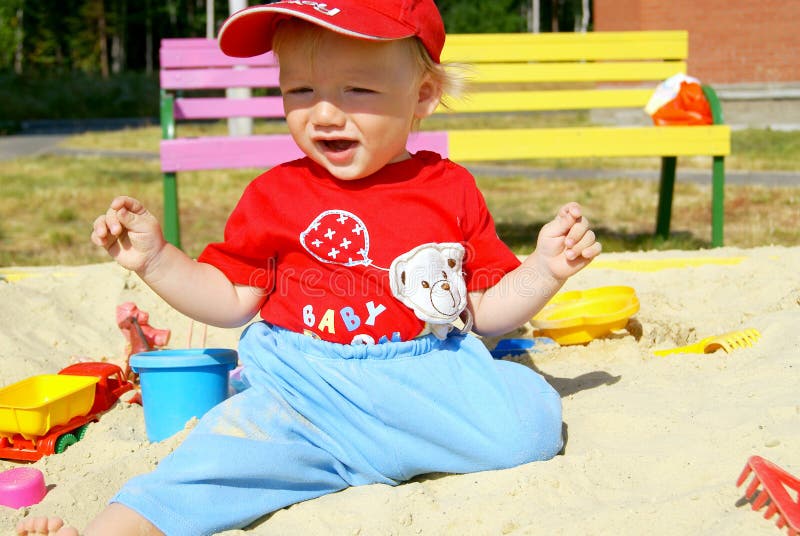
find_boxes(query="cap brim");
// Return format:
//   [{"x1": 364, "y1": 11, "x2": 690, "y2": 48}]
[{"x1": 219, "y1": 4, "x2": 416, "y2": 58}]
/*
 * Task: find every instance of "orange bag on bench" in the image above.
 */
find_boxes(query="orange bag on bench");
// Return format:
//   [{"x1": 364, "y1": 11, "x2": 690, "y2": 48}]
[{"x1": 645, "y1": 73, "x2": 713, "y2": 126}]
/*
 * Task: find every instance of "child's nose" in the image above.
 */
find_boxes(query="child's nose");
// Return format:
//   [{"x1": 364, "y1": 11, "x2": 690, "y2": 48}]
[{"x1": 311, "y1": 99, "x2": 345, "y2": 127}]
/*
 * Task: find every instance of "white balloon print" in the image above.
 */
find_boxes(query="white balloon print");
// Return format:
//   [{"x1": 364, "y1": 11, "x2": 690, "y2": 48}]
[{"x1": 299, "y1": 210, "x2": 372, "y2": 267}]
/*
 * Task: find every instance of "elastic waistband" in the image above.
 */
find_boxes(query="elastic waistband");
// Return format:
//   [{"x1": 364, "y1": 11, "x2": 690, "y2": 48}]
[{"x1": 246, "y1": 322, "x2": 462, "y2": 361}]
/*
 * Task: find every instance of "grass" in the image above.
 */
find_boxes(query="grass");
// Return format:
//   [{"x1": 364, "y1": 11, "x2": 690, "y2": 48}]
[
  {"x1": 479, "y1": 175, "x2": 799, "y2": 254},
  {"x1": 1, "y1": 125, "x2": 799, "y2": 267},
  {"x1": 0, "y1": 155, "x2": 251, "y2": 266}
]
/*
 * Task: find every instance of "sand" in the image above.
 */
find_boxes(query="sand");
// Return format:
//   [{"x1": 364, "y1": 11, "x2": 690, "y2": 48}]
[{"x1": 1, "y1": 246, "x2": 798, "y2": 535}]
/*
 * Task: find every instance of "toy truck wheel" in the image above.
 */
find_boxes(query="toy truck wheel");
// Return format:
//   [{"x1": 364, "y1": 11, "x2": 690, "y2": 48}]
[
  {"x1": 74, "y1": 424, "x2": 90, "y2": 441},
  {"x1": 54, "y1": 433, "x2": 78, "y2": 454}
]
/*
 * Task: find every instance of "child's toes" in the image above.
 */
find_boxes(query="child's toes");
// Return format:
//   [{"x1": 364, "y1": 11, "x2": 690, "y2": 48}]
[{"x1": 16, "y1": 516, "x2": 72, "y2": 536}]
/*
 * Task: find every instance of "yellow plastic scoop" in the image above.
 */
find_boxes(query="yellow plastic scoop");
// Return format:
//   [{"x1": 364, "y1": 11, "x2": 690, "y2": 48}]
[
  {"x1": 532, "y1": 286, "x2": 640, "y2": 345},
  {"x1": 653, "y1": 328, "x2": 761, "y2": 356}
]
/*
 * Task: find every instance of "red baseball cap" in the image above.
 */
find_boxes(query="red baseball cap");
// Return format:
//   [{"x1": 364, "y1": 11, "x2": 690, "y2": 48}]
[{"x1": 218, "y1": 0, "x2": 446, "y2": 63}]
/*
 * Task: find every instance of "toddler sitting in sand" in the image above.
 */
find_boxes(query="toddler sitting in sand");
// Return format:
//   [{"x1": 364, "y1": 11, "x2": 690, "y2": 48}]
[{"x1": 18, "y1": 1, "x2": 599, "y2": 534}]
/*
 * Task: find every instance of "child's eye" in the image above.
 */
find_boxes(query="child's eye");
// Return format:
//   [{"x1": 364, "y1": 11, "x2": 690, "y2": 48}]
[
  {"x1": 348, "y1": 87, "x2": 377, "y2": 94},
  {"x1": 284, "y1": 87, "x2": 312, "y2": 95}
]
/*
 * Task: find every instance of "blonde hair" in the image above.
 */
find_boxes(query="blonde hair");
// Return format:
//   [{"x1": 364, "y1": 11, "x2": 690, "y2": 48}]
[
  {"x1": 406, "y1": 36, "x2": 466, "y2": 106},
  {"x1": 272, "y1": 19, "x2": 466, "y2": 113}
]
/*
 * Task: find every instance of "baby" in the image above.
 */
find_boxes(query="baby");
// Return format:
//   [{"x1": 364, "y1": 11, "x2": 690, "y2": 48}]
[{"x1": 18, "y1": 1, "x2": 600, "y2": 534}]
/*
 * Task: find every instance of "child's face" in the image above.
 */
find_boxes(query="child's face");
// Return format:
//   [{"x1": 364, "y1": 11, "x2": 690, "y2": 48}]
[{"x1": 278, "y1": 29, "x2": 440, "y2": 180}]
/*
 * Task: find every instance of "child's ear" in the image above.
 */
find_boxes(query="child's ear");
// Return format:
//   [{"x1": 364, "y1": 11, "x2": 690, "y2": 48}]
[{"x1": 414, "y1": 75, "x2": 442, "y2": 119}]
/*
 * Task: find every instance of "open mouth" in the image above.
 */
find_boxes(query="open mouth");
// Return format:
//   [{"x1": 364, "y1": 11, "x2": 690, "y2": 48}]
[{"x1": 320, "y1": 139, "x2": 356, "y2": 152}]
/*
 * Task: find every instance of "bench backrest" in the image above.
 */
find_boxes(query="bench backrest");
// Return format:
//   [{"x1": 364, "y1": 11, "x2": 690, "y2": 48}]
[
  {"x1": 442, "y1": 31, "x2": 686, "y2": 113},
  {"x1": 160, "y1": 38, "x2": 281, "y2": 120},
  {"x1": 160, "y1": 31, "x2": 688, "y2": 113},
  {"x1": 159, "y1": 31, "x2": 697, "y2": 172}
]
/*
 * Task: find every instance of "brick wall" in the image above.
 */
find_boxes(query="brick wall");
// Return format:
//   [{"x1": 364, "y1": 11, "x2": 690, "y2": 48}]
[{"x1": 594, "y1": 0, "x2": 800, "y2": 84}]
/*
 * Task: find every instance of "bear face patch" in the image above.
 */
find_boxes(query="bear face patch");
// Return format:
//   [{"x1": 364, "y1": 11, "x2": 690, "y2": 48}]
[{"x1": 389, "y1": 243, "x2": 468, "y2": 339}]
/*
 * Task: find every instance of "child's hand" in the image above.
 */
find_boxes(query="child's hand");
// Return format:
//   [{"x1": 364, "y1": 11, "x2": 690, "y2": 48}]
[
  {"x1": 534, "y1": 202, "x2": 601, "y2": 281},
  {"x1": 91, "y1": 196, "x2": 166, "y2": 273}
]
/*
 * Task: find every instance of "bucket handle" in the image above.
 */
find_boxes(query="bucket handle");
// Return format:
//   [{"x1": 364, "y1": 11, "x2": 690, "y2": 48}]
[{"x1": 186, "y1": 320, "x2": 208, "y2": 348}]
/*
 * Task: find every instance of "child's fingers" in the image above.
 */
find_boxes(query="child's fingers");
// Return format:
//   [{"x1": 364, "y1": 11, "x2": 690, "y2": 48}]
[
  {"x1": 561, "y1": 202, "x2": 582, "y2": 219},
  {"x1": 90, "y1": 214, "x2": 116, "y2": 247},
  {"x1": 105, "y1": 197, "x2": 151, "y2": 234},
  {"x1": 91, "y1": 201, "x2": 139, "y2": 243},
  {"x1": 91, "y1": 215, "x2": 108, "y2": 238},
  {"x1": 543, "y1": 203, "x2": 583, "y2": 238},
  {"x1": 568, "y1": 220, "x2": 589, "y2": 244},
  {"x1": 563, "y1": 214, "x2": 591, "y2": 248},
  {"x1": 109, "y1": 195, "x2": 145, "y2": 214},
  {"x1": 104, "y1": 206, "x2": 125, "y2": 236},
  {"x1": 581, "y1": 241, "x2": 603, "y2": 259},
  {"x1": 120, "y1": 197, "x2": 155, "y2": 229},
  {"x1": 567, "y1": 232, "x2": 601, "y2": 260}
]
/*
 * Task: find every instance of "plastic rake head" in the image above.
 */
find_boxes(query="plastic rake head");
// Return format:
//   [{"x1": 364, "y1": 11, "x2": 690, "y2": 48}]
[{"x1": 737, "y1": 456, "x2": 800, "y2": 536}]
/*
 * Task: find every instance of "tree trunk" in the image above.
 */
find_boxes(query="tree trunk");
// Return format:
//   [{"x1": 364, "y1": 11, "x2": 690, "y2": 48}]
[
  {"x1": 111, "y1": 34, "x2": 121, "y2": 73},
  {"x1": 13, "y1": 5, "x2": 23, "y2": 74},
  {"x1": 98, "y1": 0, "x2": 109, "y2": 77},
  {"x1": 110, "y1": 0, "x2": 127, "y2": 73},
  {"x1": 145, "y1": 0, "x2": 153, "y2": 75},
  {"x1": 167, "y1": 0, "x2": 177, "y2": 29},
  {"x1": 579, "y1": 0, "x2": 590, "y2": 32},
  {"x1": 551, "y1": 0, "x2": 559, "y2": 32}
]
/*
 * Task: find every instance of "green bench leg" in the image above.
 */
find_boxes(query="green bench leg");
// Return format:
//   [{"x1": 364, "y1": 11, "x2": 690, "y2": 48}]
[
  {"x1": 711, "y1": 155, "x2": 725, "y2": 247},
  {"x1": 160, "y1": 90, "x2": 181, "y2": 249},
  {"x1": 655, "y1": 156, "x2": 677, "y2": 241},
  {"x1": 656, "y1": 156, "x2": 725, "y2": 247},
  {"x1": 163, "y1": 172, "x2": 181, "y2": 249}
]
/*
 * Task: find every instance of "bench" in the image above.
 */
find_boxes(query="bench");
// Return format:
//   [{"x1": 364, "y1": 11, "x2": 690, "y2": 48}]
[{"x1": 159, "y1": 30, "x2": 730, "y2": 249}]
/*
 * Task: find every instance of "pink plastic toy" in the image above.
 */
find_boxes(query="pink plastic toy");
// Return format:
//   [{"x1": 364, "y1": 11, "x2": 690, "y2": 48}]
[
  {"x1": 116, "y1": 302, "x2": 171, "y2": 376},
  {"x1": 0, "y1": 467, "x2": 46, "y2": 508}
]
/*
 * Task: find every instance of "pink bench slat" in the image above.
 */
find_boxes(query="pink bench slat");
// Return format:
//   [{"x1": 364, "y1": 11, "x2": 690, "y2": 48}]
[
  {"x1": 174, "y1": 96, "x2": 285, "y2": 119},
  {"x1": 160, "y1": 132, "x2": 450, "y2": 172},
  {"x1": 160, "y1": 67, "x2": 280, "y2": 90},
  {"x1": 408, "y1": 131, "x2": 449, "y2": 157},
  {"x1": 161, "y1": 47, "x2": 276, "y2": 69},
  {"x1": 161, "y1": 38, "x2": 217, "y2": 48},
  {"x1": 161, "y1": 135, "x2": 303, "y2": 171}
]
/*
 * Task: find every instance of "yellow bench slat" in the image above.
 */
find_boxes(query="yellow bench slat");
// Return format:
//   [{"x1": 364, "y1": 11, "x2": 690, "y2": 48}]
[
  {"x1": 447, "y1": 125, "x2": 731, "y2": 161},
  {"x1": 438, "y1": 89, "x2": 654, "y2": 113},
  {"x1": 445, "y1": 31, "x2": 687, "y2": 47},
  {"x1": 469, "y1": 61, "x2": 686, "y2": 83},
  {"x1": 443, "y1": 31, "x2": 689, "y2": 63}
]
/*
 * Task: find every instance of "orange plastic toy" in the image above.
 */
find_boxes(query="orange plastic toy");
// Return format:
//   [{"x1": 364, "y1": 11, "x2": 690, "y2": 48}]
[{"x1": 737, "y1": 455, "x2": 800, "y2": 536}]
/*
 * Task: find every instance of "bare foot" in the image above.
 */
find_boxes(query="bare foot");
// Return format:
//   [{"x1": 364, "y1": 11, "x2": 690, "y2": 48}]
[{"x1": 15, "y1": 516, "x2": 79, "y2": 536}]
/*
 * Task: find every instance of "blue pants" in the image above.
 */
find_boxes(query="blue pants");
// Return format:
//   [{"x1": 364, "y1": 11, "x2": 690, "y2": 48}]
[{"x1": 113, "y1": 322, "x2": 562, "y2": 535}]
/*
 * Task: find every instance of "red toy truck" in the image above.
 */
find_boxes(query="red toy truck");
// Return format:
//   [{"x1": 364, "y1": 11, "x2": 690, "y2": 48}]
[{"x1": 0, "y1": 362, "x2": 134, "y2": 462}]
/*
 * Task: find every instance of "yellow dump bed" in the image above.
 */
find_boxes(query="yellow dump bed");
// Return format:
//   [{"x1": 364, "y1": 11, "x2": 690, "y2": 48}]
[{"x1": 0, "y1": 375, "x2": 99, "y2": 440}]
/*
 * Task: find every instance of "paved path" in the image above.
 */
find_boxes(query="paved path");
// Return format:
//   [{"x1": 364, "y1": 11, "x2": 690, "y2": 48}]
[
  {"x1": 2, "y1": 133, "x2": 798, "y2": 187},
  {"x1": 0, "y1": 134, "x2": 67, "y2": 161},
  {"x1": 0, "y1": 134, "x2": 158, "y2": 161}
]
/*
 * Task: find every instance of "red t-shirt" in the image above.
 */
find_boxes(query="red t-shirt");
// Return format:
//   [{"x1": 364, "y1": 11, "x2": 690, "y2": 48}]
[{"x1": 198, "y1": 151, "x2": 520, "y2": 344}]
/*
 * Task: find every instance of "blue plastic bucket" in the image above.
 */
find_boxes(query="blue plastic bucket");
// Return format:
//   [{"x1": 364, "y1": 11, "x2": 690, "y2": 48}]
[{"x1": 130, "y1": 348, "x2": 238, "y2": 442}]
